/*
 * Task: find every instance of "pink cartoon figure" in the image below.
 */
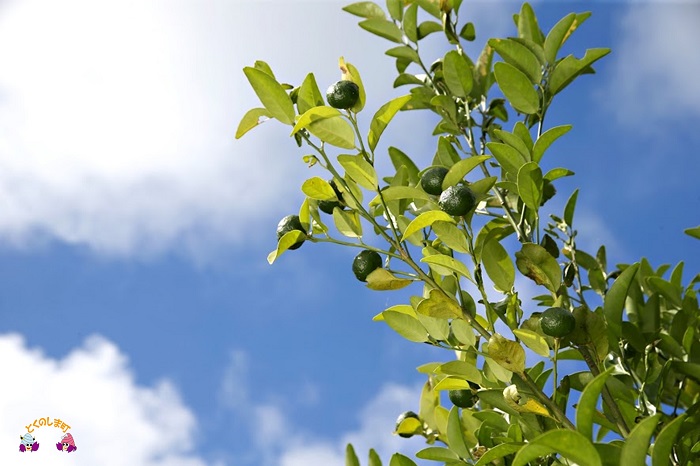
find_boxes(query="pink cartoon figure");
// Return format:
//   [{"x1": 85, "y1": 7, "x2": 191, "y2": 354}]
[
  {"x1": 56, "y1": 432, "x2": 77, "y2": 453},
  {"x1": 19, "y1": 433, "x2": 39, "y2": 452}
]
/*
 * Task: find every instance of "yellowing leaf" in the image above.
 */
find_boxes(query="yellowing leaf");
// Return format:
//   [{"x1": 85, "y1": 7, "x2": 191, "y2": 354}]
[
  {"x1": 366, "y1": 268, "x2": 413, "y2": 291},
  {"x1": 488, "y1": 333, "x2": 526, "y2": 374},
  {"x1": 402, "y1": 211, "x2": 455, "y2": 241},
  {"x1": 416, "y1": 289, "x2": 462, "y2": 319}
]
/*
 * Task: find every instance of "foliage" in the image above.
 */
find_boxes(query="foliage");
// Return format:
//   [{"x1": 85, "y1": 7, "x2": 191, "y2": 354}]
[{"x1": 238, "y1": 0, "x2": 700, "y2": 464}]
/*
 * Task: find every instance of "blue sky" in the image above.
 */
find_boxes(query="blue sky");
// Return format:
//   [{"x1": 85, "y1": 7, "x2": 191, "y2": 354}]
[{"x1": 0, "y1": 1, "x2": 698, "y2": 465}]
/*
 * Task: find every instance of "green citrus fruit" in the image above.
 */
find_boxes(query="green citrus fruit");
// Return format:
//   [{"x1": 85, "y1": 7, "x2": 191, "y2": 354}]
[
  {"x1": 318, "y1": 179, "x2": 344, "y2": 214},
  {"x1": 540, "y1": 307, "x2": 576, "y2": 338},
  {"x1": 326, "y1": 80, "x2": 360, "y2": 109},
  {"x1": 448, "y1": 389, "x2": 475, "y2": 408},
  {"x1": 276, "y1": 214, "x2": 306, "y2": 250},
  {"x1": 420, "y1": 166, "x2": 450, "y2": 195},
  {"x1": 395, "y1": 411, "x2": 421, "y2": 438},
  {"x1": 438, "y1": 184, "x2": 476, "y2": 216},
  {"x1": 352, "y1": 250, "x2": 382, "y2": 282}
]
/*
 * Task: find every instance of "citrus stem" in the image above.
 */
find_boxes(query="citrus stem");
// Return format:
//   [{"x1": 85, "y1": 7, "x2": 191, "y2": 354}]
[
  {"x1": 310, "y1": 237, "x2": 402, "y2": 261},
  {"x1": 553, "y1": 337, "x2": 560, "y2": 397}
]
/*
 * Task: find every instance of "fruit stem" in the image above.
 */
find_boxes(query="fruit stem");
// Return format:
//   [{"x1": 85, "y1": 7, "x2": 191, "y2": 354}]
[{"x1": 553, "y1": 337, "x2": 560, "y2": 397}]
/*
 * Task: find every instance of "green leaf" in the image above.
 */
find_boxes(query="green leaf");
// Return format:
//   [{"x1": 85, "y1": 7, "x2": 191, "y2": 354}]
[
  {"x1": 267, "y1": 230, "x2": 305, "y2": 264},
  {"x1": 487, "y1": 142, "x2": 527, "y2": 177},
  {"x1": 603, "y1": 263, "x2": 639, "y2": 340},
  {"x1": 403, "y1": 3, "x2": 418, "y2": 43},
  {"x1": 243, "y1": 67, "x2": 296, "y2": 125},
  {"x1": 671, "y1": 361, "x2": 700, "y2": 383},
  {"x1": 385, "y1": 45, "x2": 420, "y2": 64},
  {"x1": 389, "y1": 147, "x2": 420, "y2": 185},
  {"x1": 368, "y1": 95, "x2": 412, "y2": 152},
  {"x1": 346, "y1": 443, "x2": 360, "y2": 466},
  {"x1": 417, "y1": 20, "x2": 442, "y2": 39},
  {"x1": 436, "y1": 361, "x2": 482, "y2": 383},
  {"x1": 516, "y1": 3, "x2": 544, "y2": 46},
  {"x1": 386, "y1": 0, "x2": 402, "y2": 21},
  {"x1": 338, "y1": 154, "x2": 378, "y2": 190},
  {"x1": 389, "y1": 453, "x2": 418, "y2": 466},
  {"x1": 532, "y1": 124, "x2": 572, "y2": 163},
  {"x1": 443, "y1": 50, "x2": 473, "y2": 97},
  {"x1": 297, "y1": 73, "x2": 325, "y2": 114},
  {"x1": 620, "y1": 414, "x2": 660, "y2": 465},
  {"x1": 544, "y1": 167, "x2": 575, "y2": 181},
  {"x1": 494, "y1": 128, "x2": 531, "y2": 161},
  {"x1": 475, "y1": 443, "x2": 525, "y2": 466},
  {"x1": 433, "y1": 221, "x2": 469, "y2": 254},
  {"x1": 494, "y1": 62, "x2": 539, "y2": 114},
  {"x1": 451, "y1": 319, "x2": 476, "y2": 347},
  {"x1": 482, "y1": 238, "x2": 515, "y2": 293},
  {"x1": 301, "y1": 177, "x2": 337, "y2": 200},
  {"x1": 489, "y1": 38, "x2": 542, "y2": 84},
  {"x1": 393, "y1": 73, "x2": 423, "y2": 87},
  {"x1": 416, "y1": 289, "x2": 462, "y2": 319},
  {"x1": 517, "y1": 162, "x2": 543, "y2": 211},
  {"x1": 488, "y1": 333, "x2": 526, "y2": 373},
  {"x1": 369, "y1": 186, "x2": 433, "y2": 206},
  {"x1": 343, "y1": 1, "x2": 386, "y2": 19},
  {"x1": 366, "y1": 268, "x2": 413, "y2": 291},
  {"x1": 564, "y1": 188, "x2": 579, "y2": 227},
  {"x1": 685, "y1": 225, "x2": 700, "y2": 239},
  {"x1": 515, "y1": 243, "x2": 561, "y2": 292},
  {"x1": 344, "y1": 61, "x2": 367, "y2": 113},
  {"x1": 460, "y1": 22, "x2": 476, "y2": 41},
  {"x1": 545, "y1": 12, "x2": 592, "y2": 64},
  {"x1": 235, "y1": 108, "x2": 272, "y2": 139},
  {"x1": 291, "y1": 106, "x2": 355, "y2": 149},
  {"x1": 253, "y1": 60, "x2": 275, "y2": 78},
  {"x1": 442, "y1": 156, "x2": 491, "y2": 190},
  {"x1": 577, "y1": 366, "x2": 614, "y2": 440},
  {"x1": 383, "y1": 311, "x2": 428, "y2": 342},
  {"x1": 513, "y1": 328, "x2": 549, "y2": 357},
  {"x1": 447, "y1": 407, "x2": 470, "y2": 459},
  {"x1": 359, "y1": 18, "x2": 404, "y2": 43},
  {"x1": 651, "y1": 414, "x2": 687, "y2": 466},
  {"x1": 416, "y1": 447, "x2": 459, "y2": 462},
  {"x1": 647, "y1": 277, "x2": 683, "y2": 308},
  {"x1": 549, "y1": 48, "x2": 611, "y2": 95},
  {"x1": 401, "y1": 210, "x2": 455, "y2": 241},
  {"x1": 512, "y1": 430, "x2": 602, "y2": 466},
  {"x1": 333, "y1": 208, "x2": 363, "y2": 238},
  {"x1": 421, "y1": 254, "x2": 472, "y2": 280},
  {"x1": 369, "y1": 449, "x2": 382, "y2": 466}
]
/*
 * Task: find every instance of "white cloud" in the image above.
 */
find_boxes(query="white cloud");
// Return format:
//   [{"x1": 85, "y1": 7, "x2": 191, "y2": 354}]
[
  {"x1": 0, "y1": 333, "x2": 207, "y2": 465},
  {"x1": 606, "y1": 3, "x2": 700, "y2": 127},
  {"x1": 219, "y1": 349, "x2": 425, "y2": 466}
]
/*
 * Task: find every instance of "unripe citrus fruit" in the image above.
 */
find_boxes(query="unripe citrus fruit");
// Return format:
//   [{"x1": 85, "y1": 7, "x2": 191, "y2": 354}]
[
  {"x1": 352, "y1": 250, "x2": 382, "y2": 282},
  {"x1": 420, "y1": 166, "x2": 449, "y2": 195},
  {"x1": 318, "y1": 179, "x2": 344, "y2": 214},
  {"x1": 449, "y1": 389, "x2": 475, "y2": 408},
  {"x1": 395, "y1": 411, "x2": 421, "y2": 438},
  {"x1": 438, "y1": 184, "x2": 476, "y2": 216},
  {"x1": 326, "y1": 80, "x2": 359, "y2": 109},
  {"x1": 540, "y1": 307, "x2": 576, "y2": 338},
  {"x1": 276, "y1": 214, "x2": 306, "y2": 250}
]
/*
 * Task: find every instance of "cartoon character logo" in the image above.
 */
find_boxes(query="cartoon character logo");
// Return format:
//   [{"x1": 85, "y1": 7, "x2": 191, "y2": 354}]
[
  {"x1": 19, "y1": 433, "x2": 39, "y2": 452},
  {"x1": 56, "y1": 432, "x2": 77, "y2": 453}
]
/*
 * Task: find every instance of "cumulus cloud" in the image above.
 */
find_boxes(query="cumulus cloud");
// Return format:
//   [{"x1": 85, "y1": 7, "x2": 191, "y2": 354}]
[
  {"x1": 219, "y1": 349, "x2": 424, "y2": 466},
  {"x1": 0, "y1": 0, "x2": 308, "y2": 257},
  {"x1": 0, "y1": 333, "x2": 207, "y2": 465},
  {"x1": 606, "y1": 3, "x2": 700, "y2": 127}
]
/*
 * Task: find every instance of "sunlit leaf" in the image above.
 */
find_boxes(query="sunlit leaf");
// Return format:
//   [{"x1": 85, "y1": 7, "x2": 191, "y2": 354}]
[
  {"x1": 651, "y1": 414, "x2": 687, "y2": 466},
  {"x1": 368, "y1": 95, "x2": 412, "y2": 151},
  {"x1": 488, "y1": 333, "x2": 525, "y2": 373},
  {"x1": 515, "y1": 243, "x2": 561, "y2": 292},
  {"x1": 512, "y1": 430, "x2": 601, "y2": 466},
  {"x1": 549, "y1": 48, "x2": 611, "y2": 95},
  {"x1": 338, "y1": 154, "x2": 378, "y2": 190},
  {"x1": 576, "y1": 366, "x2": 614, "y2": 440},
  {"x1": 532, "y1": 124, "x2": 572, "y2": 163},
  {"x1": 489, "y1": 38, "x2": 542, "y2": 84},
  {"x1": 443, "y1": 50, "x2": 473, "y2": 97},
  {"x1": 401, "y1": 210, "x2": 455, "y2": 241},
  {"x1": 442, "y1": 156, "x2": 491, "y2": 190},
  {"x1": 235, "y1": 108, "x2": 272, "y2": 139},
  {"x1": 301, "y1": 177, "x2": 337, "y2": 200},
  {"x1": 359, "y1": 18, "x2": 404, "y2": 43},
  {"x1": 513, "y1": 328, "x2": 549, "y2": 357},
  {"x1": 243, "y1": 67, "x2": 296, "y2": 125},
  {"x1": 620, "y1": 414, "x2": 660, "y2": 465},
  {"x1": 383, "y1": 311, "x2": 428, "y2": 342},
  {"x1": 297, "y1": 73, "x2": 325, "y2": 114},
  {"x1": 517, "y1": 162, "x2": 543, "y2": 211},
  {"x1": 483, "y1": 238, "x2": 515, "y2": 293},
  {"x1": 366, "y1": 268, "x2": 413, "y2": 291},
  {"x1": 343, "y1": 1, "x2": 386, "y2": 19},
  {"x1": 494, "y1": 62, "x2": 539, "y2": 114},
  {"x1": 603, "y1": 263, "x2": 639, "y2": 340},
  {"x1": 416, "y1": 289, "x2": 462, "y2": 319}
]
